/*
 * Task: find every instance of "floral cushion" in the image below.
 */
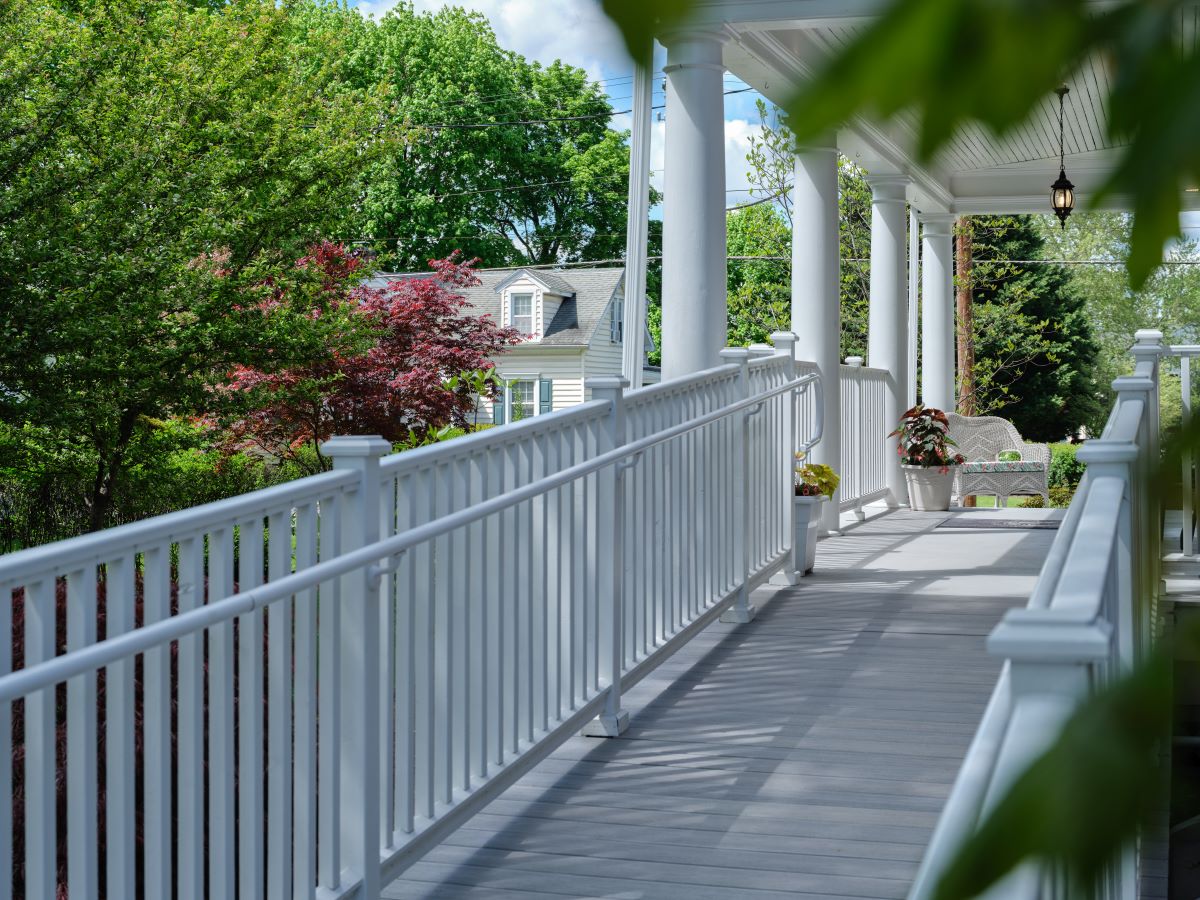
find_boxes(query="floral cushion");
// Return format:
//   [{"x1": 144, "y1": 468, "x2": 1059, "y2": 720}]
[{"x1": 960, "y1": 460, "x2": 1044, "y2": 474}]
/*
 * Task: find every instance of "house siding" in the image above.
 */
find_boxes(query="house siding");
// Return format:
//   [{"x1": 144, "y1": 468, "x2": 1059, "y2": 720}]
[
  {"x1": 474, "y1": 350, "x2": 587, "y2": 425},
  {"x1": 582, "y1": 292, "x2": 623, "y2": 391}
]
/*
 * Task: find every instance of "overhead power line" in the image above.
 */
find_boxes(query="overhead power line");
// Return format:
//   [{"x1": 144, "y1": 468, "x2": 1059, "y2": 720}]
[{"x1": 415, "y1": 86, "x2": 754, "y2": 130}]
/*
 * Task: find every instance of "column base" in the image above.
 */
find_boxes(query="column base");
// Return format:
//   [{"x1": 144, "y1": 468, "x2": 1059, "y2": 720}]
[
  {"x1": 581, "y1": 711, "x2": 629, "y2": 738},
  {"x1": 720, "y1": 604, "x2": 757, "y2": 624},
  {"x1": 769, "y1": 569, "x2": 801, "y2": 587}
]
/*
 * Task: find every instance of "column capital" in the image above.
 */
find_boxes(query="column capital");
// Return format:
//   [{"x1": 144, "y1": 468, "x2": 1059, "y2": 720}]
[
  {"x1": 865, "y1": 173, "x2": 910, "y2": 204},
  {"x1": 793, "y1": 139, "x2": 839, "y2": 156},
  {"x1": 919, "y1": 212, "x2": 957, "y2": 236},
  {"x1": 660, "y1": 26, "x2": 729, "y2": 70}
]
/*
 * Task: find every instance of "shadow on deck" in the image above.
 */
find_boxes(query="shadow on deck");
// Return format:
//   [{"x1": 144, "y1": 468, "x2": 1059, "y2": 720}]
[{"x1": 386, "y1": 507, "x2": 1060, "y2": 900}]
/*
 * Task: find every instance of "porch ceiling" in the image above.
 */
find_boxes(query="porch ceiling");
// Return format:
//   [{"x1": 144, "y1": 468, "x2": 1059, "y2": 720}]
[{"x1": 690, "y1": 0, "x2": 1200, "y2": 215}]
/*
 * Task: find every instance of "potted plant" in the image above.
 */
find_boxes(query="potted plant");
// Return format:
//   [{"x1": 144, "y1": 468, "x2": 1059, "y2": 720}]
[
  {"x1": 889, "y1": 405, "x2": 965, "y2": 511},
  {"x1": 792, "y1": 454, "x2": 839, "y2": 575}
]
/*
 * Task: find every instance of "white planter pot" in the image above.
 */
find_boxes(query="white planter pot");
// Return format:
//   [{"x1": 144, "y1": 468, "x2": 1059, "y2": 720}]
[
  {"x1": 793, "y1": 494, "x2": 825, "y2": 575},
  {"x1": 903, "y1": 465, "x2": 957, "y2": 511}
]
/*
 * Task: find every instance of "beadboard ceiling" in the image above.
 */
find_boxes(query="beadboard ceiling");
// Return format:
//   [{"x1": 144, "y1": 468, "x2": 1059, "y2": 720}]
[{"x1": 686, "y1": 0, "x2": 1200, "y2": 213}]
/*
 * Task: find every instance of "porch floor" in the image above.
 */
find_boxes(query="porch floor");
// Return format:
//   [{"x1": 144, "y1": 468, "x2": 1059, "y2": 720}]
[{"x1": 386, "y1": 506, "x2": 1060, "y2": 900}]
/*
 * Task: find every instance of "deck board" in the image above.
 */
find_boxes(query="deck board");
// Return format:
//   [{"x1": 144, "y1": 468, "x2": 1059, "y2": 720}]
[{"x1": 385, "y1": 508, "x2": 1057, "y2": 899}]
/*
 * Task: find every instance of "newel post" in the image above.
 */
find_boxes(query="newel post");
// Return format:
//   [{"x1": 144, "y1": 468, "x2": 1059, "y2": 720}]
[
  {"x1": 719, "y1": 348, "x2": 758, "y2": 623},
  {"x1": 770, "y1": 332, "x2": 803, "y2": 586},
  {"x1": 1130, "y1": 329, "x2": 1167, "y2": 606},
  {"x1": 984, "y1": 610, "x2": 1114, "y2": 895},
  {"x1": 1076, "y1": 439, "x2": 1140, "y2": 668},
  {"x1": 582, "y1": 376, "x2": 631, "y2": 737},
  {"x1": 323, "y1": 435, "x2": 392, "y2": 899}
]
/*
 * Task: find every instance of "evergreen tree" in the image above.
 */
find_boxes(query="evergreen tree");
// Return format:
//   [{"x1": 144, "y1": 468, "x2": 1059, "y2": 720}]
[{"x1": 966, "y1": 215, "x2": 1102, "y2": 441}]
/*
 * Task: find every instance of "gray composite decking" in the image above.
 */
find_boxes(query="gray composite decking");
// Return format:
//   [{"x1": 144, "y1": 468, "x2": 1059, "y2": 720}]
[{"x1": 386, "y1": 508, "x2": 1059, "y2": 900}]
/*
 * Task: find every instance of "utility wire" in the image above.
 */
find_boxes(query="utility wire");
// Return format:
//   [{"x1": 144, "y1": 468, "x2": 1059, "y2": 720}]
[
  {"x1": 372, "y1": 255, "x2": 1200, "y2": 274},
  {"x1": 415, "y1": 87, "x2": 754, "y2": 130}
]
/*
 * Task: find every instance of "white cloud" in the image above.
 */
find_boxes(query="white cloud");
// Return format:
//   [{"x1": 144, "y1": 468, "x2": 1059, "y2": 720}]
[
  {"x1": 648, "y1": 118, "x2": 760, "y2": 205},
  {"x1": 724, "y1": 118, "x2": 757, "y2": 197},
  {"x1": 358, "y1": 0, "x2": 631, "y2": 83}
]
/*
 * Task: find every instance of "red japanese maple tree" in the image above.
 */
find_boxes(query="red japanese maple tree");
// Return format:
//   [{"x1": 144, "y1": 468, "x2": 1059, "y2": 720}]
[{"x1": 222, "y1": 244, "x2": 519, "y2": 468}]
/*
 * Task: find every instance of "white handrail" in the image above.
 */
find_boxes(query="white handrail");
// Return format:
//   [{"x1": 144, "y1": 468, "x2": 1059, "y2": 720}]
[{"x1": 0, "y1": 467, "x2": 357, "y2": 584}]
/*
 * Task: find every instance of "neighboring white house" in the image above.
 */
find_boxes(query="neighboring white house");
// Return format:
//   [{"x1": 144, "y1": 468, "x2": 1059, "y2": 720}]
[{"x1": 367, "y1": 266, "x2": 659, "y2": 425}]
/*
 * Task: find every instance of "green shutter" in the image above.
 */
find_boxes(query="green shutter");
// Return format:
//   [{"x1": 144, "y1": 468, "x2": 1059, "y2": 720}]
[
  {"x1": 539, "y1": 379, "x2": 553, "y2": 415},
  {"x1": 493, "y1": 397, "x2": 506, "y2": 425}
]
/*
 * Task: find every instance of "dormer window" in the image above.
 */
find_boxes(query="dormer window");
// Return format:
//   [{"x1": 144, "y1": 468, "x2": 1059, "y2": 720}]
[{"x1": 510, "y1": 293, "x2": 534, "y2": 337}]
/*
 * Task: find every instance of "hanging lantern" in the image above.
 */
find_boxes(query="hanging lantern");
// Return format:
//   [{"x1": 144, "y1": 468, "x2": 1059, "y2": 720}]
[{"x1": 1051, "y1": 86, "x2": 1075, "y2": 228}]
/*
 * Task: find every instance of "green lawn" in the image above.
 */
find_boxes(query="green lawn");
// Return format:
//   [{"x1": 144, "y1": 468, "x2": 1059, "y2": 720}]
[{"x1": 968, "y1": 495, "x2": 1031, "y2": 508}]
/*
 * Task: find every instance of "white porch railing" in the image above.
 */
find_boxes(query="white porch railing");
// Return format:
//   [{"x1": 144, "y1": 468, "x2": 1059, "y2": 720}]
[
  {"x1": 0, "y1": 335, "x2": 821, "y2": 900},
  {"x1": 777, "y1": 354, "x2": 888, "y2": 512},
  {"x1": 839, "y1": 358, "x2": 890, "y2": 512},
  {"x1": 909, "y1": 329, "x2": 1166, "y2": 900},
  {"x1": 1171, "y1": 344, "x2": 1199, "y2": 556}
]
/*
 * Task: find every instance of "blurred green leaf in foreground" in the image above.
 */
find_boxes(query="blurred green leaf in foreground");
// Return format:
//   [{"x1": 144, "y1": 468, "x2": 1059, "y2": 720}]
[{"x1": 934, "y1": 647, "x2": 1173, "y2": 898}]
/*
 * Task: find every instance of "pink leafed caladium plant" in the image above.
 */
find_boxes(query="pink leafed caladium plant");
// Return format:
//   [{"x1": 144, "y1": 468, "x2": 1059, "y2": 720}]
[{"x1": 889, "y1": 405, "x2": 965, "y2": 473}]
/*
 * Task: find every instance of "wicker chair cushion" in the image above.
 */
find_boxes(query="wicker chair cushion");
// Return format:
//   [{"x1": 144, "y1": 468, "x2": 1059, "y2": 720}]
[{"x1": 960, "y1": 460, "x2": 1045, "y2": 474}]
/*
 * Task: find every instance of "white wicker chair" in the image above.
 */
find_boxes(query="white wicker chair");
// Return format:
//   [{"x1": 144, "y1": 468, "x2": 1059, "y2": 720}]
[{"x1": 946, "y1": 413, "x2": 1050, "y2": 506}]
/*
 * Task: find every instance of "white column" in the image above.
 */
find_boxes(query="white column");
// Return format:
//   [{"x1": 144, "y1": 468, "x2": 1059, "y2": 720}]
[
  {"x1": 867, "y1": 175, "x2": 909, "y2": 506},
  {"x1": 907, "y1": 208, "x2": 920, "y2": 409},
  {"x1": 621, "y1": 47, "x2": 653, "y2": 389},
  {"x1": 920, "y1": 214, "x2": 956, "y2": 411},
  {"x1": 792, "y1": 145, "x2": 841, "y2": 533},
  {"x1": 660, "y1": 29, "x2": 728, "y2": 380}
]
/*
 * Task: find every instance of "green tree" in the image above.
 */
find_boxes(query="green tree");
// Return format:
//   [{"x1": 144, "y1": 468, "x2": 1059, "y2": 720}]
[
  {"x1": 964, "y1": 216, "x2": 1102, "y2": 441},
  {"x1": 726, "y1": 204, "x2": 790, "y2": 347},
  {"x1": 1036, "y1": 212, "x2": 1200, "y2": 434},
  {"x1": 723, "y1": 100, "x2": 872, "y2": 358},
  {"x1": 0, "y1": 0, "x2": 381, "y2": 529},
  {"x1": 326, "y1": 3, "x2": 637, "y2": 269}
]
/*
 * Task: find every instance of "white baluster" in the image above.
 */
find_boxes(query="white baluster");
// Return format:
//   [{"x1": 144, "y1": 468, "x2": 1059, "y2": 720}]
[
  {"x1": 771, "y1": 333, "x2": 803, "y2": 586},
  {"x1": 266, "y1": 508, "x2": 294, "y2": 900},
  {"x1": 142, "y1": 546, "x2": 172, "y2": 898},
  {"x1": 66, "y1": 567, "x2": 99, "y2": 898},
  {"x1": 1182, "y1": 355, "x2": 1193, "y2": 557},
  {"x1": 177, "y1": 537, "x2": 205, "y2": 900},
  {"x1": 720, "y1": 348, "x2": 758, "y2": 624},
  {"x1": 24, "y1": 578, "x2": 56, "y2": 899},
  {"x1": 106, "y1": 555, "x2": 136, "y2": 898},
  {"x1": 238, "y1": 515, "x2": 266, "y2": 899}
]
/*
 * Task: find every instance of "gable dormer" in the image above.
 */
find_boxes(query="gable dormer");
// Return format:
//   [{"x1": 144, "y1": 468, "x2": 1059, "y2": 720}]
[{"x1": 494, "y1": 269, "x2": 575, "y2": 343}]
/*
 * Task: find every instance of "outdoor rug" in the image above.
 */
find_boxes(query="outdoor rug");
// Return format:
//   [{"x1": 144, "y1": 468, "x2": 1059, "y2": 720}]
[{"x1": 937, "y1": 516, "x2": 1061, "y2": 530}]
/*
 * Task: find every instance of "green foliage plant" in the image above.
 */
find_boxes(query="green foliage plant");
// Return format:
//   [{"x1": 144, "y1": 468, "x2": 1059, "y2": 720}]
[
  {"x1": 793, "y1": 454, "x2": 839, "y2": 498},
  {"x1": 1049, "y1": 443, "x2": 1086, "y2": 489}
]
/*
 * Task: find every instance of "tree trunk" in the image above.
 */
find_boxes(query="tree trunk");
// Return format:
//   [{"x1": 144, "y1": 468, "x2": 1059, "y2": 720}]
[
  {"x1": 955, "y1": 218, "x2": 976, "y2": 507},
  {"x1": 88, "y1": 412, "x2": 139, "y2": 532},
  {"x1": 955, "y1": 217, "x2": 975, "y2": 416}
]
